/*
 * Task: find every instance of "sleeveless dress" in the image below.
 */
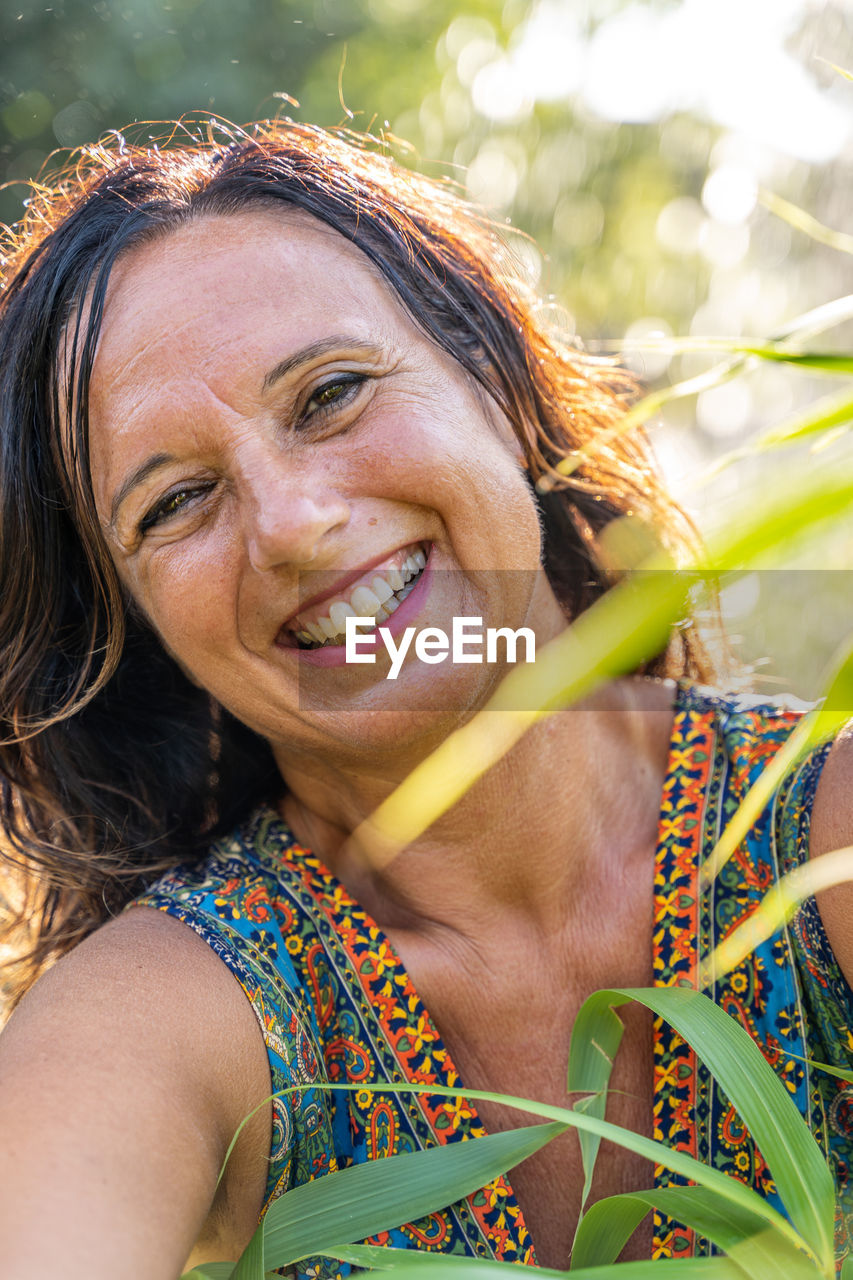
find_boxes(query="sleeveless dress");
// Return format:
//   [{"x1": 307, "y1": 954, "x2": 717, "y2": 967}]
[{"x1": 133, "y1": 683, "x2": 853, "y2": 1272}]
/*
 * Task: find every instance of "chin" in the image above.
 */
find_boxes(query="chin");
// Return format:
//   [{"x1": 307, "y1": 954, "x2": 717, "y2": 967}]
[
  {"x1": 274, "y1": 706, "x2": 464, "y2": 775},
  {"x1": 268, "y1": 673, "x2": 493, "y2": 770}
]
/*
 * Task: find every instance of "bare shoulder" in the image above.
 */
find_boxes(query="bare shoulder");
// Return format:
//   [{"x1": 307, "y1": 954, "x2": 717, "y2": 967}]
[
  {"x1": 0, "y1": 905, "x2": 272, "y2": 1277},
  {"x1": 5, "y1": 905, "x2": 269, "y2": 1115},
  {"x1": 808, "y1": 722, "x2": 853, "y2": 988}
]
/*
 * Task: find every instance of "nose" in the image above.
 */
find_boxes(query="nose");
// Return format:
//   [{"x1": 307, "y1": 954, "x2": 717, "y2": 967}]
[{"x1": 243, "y1": 454, "x2": 351, "y2": 572}]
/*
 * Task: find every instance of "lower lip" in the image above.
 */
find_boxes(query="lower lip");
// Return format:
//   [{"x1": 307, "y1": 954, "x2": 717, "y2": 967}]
[{"x1": 284, "y1": 556, "x2": 433, "y2": 667}]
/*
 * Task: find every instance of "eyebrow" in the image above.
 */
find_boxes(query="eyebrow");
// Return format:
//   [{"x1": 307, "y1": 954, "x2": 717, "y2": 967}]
[{"x1": 261, "y1": 335, "x2": 380, "y2": 392}]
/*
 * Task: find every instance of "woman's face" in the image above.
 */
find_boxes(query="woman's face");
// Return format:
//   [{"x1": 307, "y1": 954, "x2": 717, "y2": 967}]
[{"x1": 85, "y1": 208, "x2": 567, "y2": 767}]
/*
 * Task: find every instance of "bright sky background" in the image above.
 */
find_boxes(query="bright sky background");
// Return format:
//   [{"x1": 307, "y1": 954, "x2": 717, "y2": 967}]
[{"x1": 467, "y1": 0, "x2": 850, "y2": 164}]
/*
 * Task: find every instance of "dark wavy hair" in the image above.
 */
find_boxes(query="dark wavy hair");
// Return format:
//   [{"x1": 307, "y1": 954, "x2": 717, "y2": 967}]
[{"x1": 0, "y1": 119, "x2": 714, "y2": 1007}]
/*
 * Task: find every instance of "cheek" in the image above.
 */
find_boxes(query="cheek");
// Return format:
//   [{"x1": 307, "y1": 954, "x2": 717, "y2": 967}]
[
  {"x1": 365, "y1": 410, "x2": 540, "y2": 562},
  {"x1": 354, "y1": 396, "x2": 525, "y2": 494},
  {"x1": 122, "y1": 541, "x2": 237, "y2": 663}
]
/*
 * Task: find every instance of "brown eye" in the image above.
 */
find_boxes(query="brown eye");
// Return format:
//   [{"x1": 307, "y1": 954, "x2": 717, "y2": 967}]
[
  {"x1": 301, "y1": 373, "x2": 366, "y2": 424},
  {"x1": 139, "y1": 484, "x2": 213, "y2": 535}
]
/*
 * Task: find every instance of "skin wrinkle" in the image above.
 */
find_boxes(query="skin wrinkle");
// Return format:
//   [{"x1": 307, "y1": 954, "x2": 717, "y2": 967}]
[
  {"x1": 261, "y1": 334, "x2": 383, "y2": 393},
  {"x1": 90, "y1": 210, "x2": 559, "y2": 760},
  {"x1": 4, "y1": 134, "x2": 849, "y2": 1278},
  {"x1": 81, "y1": 205, "x2": 674, "y2": 1267}
]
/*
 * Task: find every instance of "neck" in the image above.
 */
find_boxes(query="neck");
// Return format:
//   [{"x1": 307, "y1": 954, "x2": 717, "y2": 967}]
[{"x1": 277, "y1": 676, "x2": 677, "y2": 941}]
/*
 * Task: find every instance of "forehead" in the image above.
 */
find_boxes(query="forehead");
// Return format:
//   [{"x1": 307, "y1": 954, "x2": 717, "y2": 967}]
[{"x1": 89, "y1": 207, "x2": 401, "y2": 399}]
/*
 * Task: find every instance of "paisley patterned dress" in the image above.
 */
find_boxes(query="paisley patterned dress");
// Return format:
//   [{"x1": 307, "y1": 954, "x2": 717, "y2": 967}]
[{"x1": 134, "y1": 682, "x2": 853, "y2": 1272}]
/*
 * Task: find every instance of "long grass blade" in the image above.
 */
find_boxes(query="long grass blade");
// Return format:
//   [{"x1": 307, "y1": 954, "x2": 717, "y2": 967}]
[
  {"x1": 569, "y1": 1193, "x2": 649, "y2": 1269},
  {"x1": 701, "y1": 468, "x2": 853, "y2": 571},
  {"x1": 231, "y1": 1218, "x2": 265, "y2": 1280},
  {"x1": 754, "y1": 389, "x2": 853, "y2": 449},
  {"x1": 354, "y1": 458, "x2": 853, "y2": 868},
  {"x1": 181, "y1": 1077, "x2": 813, "y2": 1279},
  {"x1": 560, "y1": 292, "x2": 853, "y2": 476},
  {"x1": 570, "y1": 988, "x2": 835, "y2": 1272},
  {"x1": 759, "y1": 189, "x2": 853, "y2": 255},
  {"x1": 697, "y1": 388, "x2": 853, "y2": 484},
  {"x1": 732, "y1": 350, "x2": 853, "y2": 374},
  {"x1": 598, "y1": 337, "x2": 853, "y2": 367},
  {"x1": 550, "y1": 365, "x2": 741, "y2": 478},
  {"x1": 815, "y1": 56, "x2": 853, "y2": 82},
  {"x1": 790, "y1": 1054, "x2": 853, "y2": 1086},
  {"x1": 564, "y1": 994, "x2": 625, "y2": 1217},
  {"x1": 709, "y1": 845, "x2": 853, "y2": 977},
  {"x1": 570, "y1": 1186, "x2": 821, "y2": 1278},
  {"x1": 261, "y1": 1121, "x2": 566, "y2": 1268},
  {"x1": 699, "y1": 632, "x2": 853, "y2": 891},
  {"x1": 181, "y1": 1121, "x2": 565, "y2": 1280},
  {"x1": 325, "y1": 1242, "x2": 750, "y2": 1278},
  {"x1": 327, "y1": 1081, "x2": 809, "y2": 1257},
  {"x1": 181, "y1": 1266, "x2": 239, "y2": 1280}
]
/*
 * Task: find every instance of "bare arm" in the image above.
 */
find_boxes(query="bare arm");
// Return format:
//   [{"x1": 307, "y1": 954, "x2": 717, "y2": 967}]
[
  {"x1": 808, "y1": 724, "x2": 853, "y2": 988},
  {"x1": 0, "y1": 906, "x2": 272, "y2": 1279}
]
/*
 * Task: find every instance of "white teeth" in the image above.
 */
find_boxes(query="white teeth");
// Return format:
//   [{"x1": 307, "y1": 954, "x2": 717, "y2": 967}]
[
  {"x1": 329, "y1": 601, "x2": 357, "y2": 633},
  {"x1": 292, "y1": 549, "x2": 428, "y2": 647},
  {"x1": 371, "y1": 575, "x2": 395, "y2": 604},
  {"x1": 350, "y1": 585, "x2": 384, "y2": 616}
]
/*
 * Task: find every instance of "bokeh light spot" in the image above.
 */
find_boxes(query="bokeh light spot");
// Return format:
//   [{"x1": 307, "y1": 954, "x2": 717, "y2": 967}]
[{"x1": 2, "y1": 90, "x2": 52, "y2": 141}]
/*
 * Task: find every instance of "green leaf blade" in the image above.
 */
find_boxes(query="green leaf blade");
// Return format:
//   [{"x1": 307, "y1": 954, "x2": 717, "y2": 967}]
[
  {"x1": 569, "y1": 1192, "x2": 649, "y2": 1269},
  {"x1": 301, "y1": 1080, "x2": 809, "y2": 1259},
  {"x1": 232, "y1": 1221, "x2": 265, "y2": 1280},
  {"x1": 566, "y1": 991, "x2": 627, "y2": 1210},
  {"x1": 571, "y1": 1186, "x2": 821, "y2": 1279},
  {"x1": 324, "y1": 1242, "x2": 751, "y2": 1278},
  {"x1": 262, "y1": 1120, "x2": 567, "y2": 1268},
  {"x1": 180, "y1": 1265, "x2": 237, "y2": 1280},
  {"x1": 592, "y1": 988, "x2": 835, "y2": 1271}
]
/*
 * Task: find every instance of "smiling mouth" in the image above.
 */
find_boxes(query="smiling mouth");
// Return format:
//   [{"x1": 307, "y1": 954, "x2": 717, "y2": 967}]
[{"x1": 282, "y1": 544, "x2": 429, "y2": 650}]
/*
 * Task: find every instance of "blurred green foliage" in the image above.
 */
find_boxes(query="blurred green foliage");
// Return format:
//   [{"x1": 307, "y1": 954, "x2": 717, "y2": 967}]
[
  {"x1": 0, "y1": 0, "x2": 447, "y2": 221},
  {"x1": 1, "y1": 1, "x2": 846, "y2": 338},
  {"x1": 2, "y1": 0, "x2": 853, "y2": 696}
]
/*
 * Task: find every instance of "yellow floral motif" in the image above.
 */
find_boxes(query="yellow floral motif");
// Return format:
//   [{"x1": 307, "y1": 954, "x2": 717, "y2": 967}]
[
  {"x1": 443, "y1": 1097, "x2": 475, "y2": 1130},
  {"x1": 134, "y1": 692, "x2": 853, "y2": 1272},
  {"x1": 655, "y1": 1059, "x2": 683, "y2": 1092},
  {"x1": 366, "y1": 940, "x2": 397, "y2": 977},
  {"x1": 409, "y1": 1014, "x2": 438, "y2": 1055}
]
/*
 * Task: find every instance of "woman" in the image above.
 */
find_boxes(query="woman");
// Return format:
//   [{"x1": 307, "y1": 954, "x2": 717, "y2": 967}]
[{"x1": 0, "y1": 122, "x2": 851, "y2": 1278}]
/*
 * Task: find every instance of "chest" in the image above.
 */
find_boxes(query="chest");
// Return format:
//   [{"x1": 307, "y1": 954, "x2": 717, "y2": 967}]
[
  {"x1": 457, "y1": 1000, "x2": 654, "y2": 1265},
  {"x1": 387, "y1": 925, "x2": 657, "y2": 1270}
]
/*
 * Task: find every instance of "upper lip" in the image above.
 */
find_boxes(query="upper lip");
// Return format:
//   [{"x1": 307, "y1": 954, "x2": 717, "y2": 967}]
[{"x1": 279, "y1": 541, "x2": 427, "y2": 632}]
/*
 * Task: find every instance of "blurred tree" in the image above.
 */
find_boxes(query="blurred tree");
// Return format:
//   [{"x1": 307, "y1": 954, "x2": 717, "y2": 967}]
[
  {"x1": 0, "y1": 0, "x2": 717, "y2": 338},
  {"x1": 2, "y1": 0, "x2": 852, "y2": 694},
  {"x1": 3, "y1": 1, "x2": 849, "y2": 344},
  {"x1": 0, "y1": 0, "x2": 460, "y2": 224}
]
